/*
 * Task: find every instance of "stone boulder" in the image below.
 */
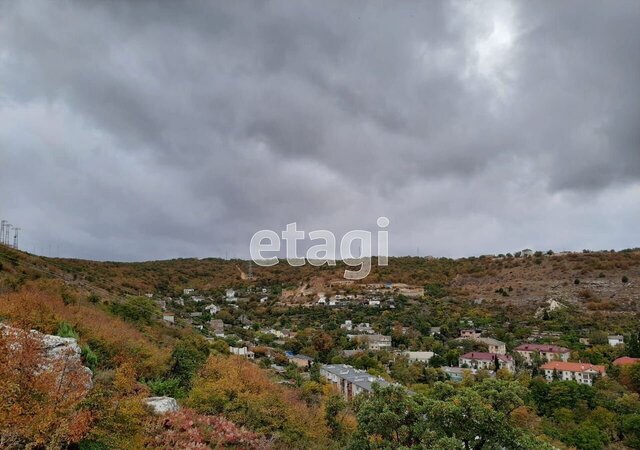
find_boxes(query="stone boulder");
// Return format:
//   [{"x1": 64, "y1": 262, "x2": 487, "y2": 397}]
[
  {"x1": 144, "y1": 396, "x2": 180, "y2": 414},
  {"x1": 0, "y1": 323, "x2": 93, "y2": 392}
]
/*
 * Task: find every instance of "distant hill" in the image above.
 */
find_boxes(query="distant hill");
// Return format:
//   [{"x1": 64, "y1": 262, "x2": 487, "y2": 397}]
[{"x1": 2, "y1": 244, "x2": 640, "y2": 315}]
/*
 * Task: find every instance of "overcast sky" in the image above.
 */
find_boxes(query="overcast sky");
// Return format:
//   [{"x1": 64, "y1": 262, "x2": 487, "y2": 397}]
[{"x1": 1, "y1": 1, "x2": 639, "y2": 261}]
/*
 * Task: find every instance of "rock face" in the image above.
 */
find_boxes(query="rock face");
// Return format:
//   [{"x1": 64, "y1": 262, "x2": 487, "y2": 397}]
[
  {"x1": 144, "y1": 396, "x2": 180, "y2": 414},
  {"x1": 0, "y1": 323, "x2": 93, "y2": 391}
]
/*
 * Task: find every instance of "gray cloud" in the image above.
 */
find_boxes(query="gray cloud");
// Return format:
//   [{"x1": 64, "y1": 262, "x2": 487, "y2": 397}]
[{"x1": 0, "y1": 0, "x2": 639, "y2": 261}]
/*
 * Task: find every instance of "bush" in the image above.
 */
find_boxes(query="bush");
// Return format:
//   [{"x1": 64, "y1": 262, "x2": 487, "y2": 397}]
[
  {"x1": 81, "y1": 345, "x2": 99, "y2": 371},
  {"x1": 145, "y1": 377, "x2": 185, "y2": 399},
  {"x1": 57, "y1": 321, "x2": 79, "y2": 339},
  {"x1": 622, "y1": 275, "x2": 629, "y2": 283}
]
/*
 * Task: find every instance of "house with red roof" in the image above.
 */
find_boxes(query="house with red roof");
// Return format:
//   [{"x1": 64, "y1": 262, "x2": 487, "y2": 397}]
[
  {"x1": 613, "y1": 356, "x2": 640, "y2": 366},
  {"x1": 515, "y1": 343, "x2": 570, "y2": 364},
  {"x1": 459, "y1": 352, "x2": 515, "y2": 372},
  {"x1": 541, "y1": 361, "x2": 605, "y2": 385}
]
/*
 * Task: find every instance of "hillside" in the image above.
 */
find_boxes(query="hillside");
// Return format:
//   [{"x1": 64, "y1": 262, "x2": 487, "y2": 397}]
[{"x1": 2, "y1": 244, "x2": 640, "y2": 449}]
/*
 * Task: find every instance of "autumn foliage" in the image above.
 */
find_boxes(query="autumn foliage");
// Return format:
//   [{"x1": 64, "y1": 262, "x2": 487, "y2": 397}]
[
  {"x1": 0, "y1": 325, "x2": 92, "y2": 448},
  {"x1": 188, "y1": 356, "x2": 330, "y2": 448},
  {"x1": 146, "y1": 408, "x2": 271, "y2": 449},
  {"x1": 0, "y1": 283, "x2": 171, "y2": 378}
]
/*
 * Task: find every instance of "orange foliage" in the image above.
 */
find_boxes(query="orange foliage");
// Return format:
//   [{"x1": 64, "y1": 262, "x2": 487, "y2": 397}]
[
  {"x1": 188, "y1": 355, "x2": 330, "y2": 448},
  {"x1": 0, "y1": 284, "x2": 171, "y2": 378},
  {"x1": 0, "y1": 326, "x2": 92, "y2": 448}
]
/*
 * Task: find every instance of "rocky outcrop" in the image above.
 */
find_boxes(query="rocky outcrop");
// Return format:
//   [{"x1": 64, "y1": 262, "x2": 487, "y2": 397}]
[
  {"x1": 0, "y1": 323, "x2": 93, "y2": 392},
  {"x1": 144, "y1": 396, "x2": 180, "y2": 414}
]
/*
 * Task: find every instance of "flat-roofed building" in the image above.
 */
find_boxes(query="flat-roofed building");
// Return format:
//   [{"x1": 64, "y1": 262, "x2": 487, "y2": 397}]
[{"x1": 320, "y1": 364, "x2": 391, "y2": 399}]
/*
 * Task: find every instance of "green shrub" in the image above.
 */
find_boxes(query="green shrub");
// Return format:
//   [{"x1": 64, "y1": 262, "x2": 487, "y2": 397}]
[
  {"x1": 81, "y1": 345, "x2": 99, "y2": 371},
  {"x1": 56, "y1": 321, "x2": 79, "y2": 339}
]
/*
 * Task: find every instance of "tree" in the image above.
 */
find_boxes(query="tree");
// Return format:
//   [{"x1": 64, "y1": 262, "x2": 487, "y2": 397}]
[
  {"x1": 349, "y1": 382, "x2": 552, "y2": 450},
  {"x1": 169, "y1": 336, "x2": 210, "y2": 388},
  {"x1": 110, "y1": 296, "x2": 159, "y2": 325},
  {"x1": 627, "y1": 331, "x2": 640, "y2": 358},
  {"x1": 325, "y1": 394, "x2": 348, "y2": 439}
]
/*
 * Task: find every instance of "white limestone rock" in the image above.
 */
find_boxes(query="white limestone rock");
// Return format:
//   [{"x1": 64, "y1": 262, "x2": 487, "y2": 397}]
[{"x1": 144, "y1": 396, "x2": 180, "y2": 414}]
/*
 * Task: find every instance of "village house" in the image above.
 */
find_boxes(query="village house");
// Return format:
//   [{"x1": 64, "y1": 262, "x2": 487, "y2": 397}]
[
  {"x1": 541, "y1": 361, "x2": 606, "y2": 385},
  {"x1": 340, "y1": 320, "x2": 353, "y2": 331},
  {"x1": 286, "y1": 352, "x2": 314, "y2": 368},
  {"x1": 349, "y1": 334, "x2": 392, "y2": 351},
  {"x1": 162, "y1": 312, "x2": 175, "y2": 324},
  {"x1": 320, "y1": 364, "x2": 391, "y2": 399},
  {"x1": 459, "y1": 352, "x2": 515, "y2": 372},
  {"x1": 460, "y1": 329, "x2": 482, "y2": 339},
  {"x1": 230, "y1": 346, "x2": 255, "y2": 359},
  {"x1": 514, "y1": 343, "x2": 570, "y2": 364},
  {"x1": 354, "y1": 323, "x2": 375, "y2": 334},
  {"x1": 204, "y1": 304, "x2": 219, "y2": 314},
  {"x1": 475, "y1": 337, "x2": 507, "y2": 355},
  {"x1": 183, "y1": 288, "x2": 195, "y2": 295},
  {"x1": 403, "y1": 351, "x2": 434, "y2": 363},
  {"x1": 608, "y1": 335, "x2": 625, "y2": 346},
  {"x1": 225, "y1": 289, "x2": 237, "y2": 302},
  {"x1": 208, "y1": 319, "x2": 225, "y2": 337},
  {"x1": 191, "y1": 296, "x2": 205, "y2": 303},
  {"x1": 429, "y1": 327, "x2": 442, "y2": 336}
]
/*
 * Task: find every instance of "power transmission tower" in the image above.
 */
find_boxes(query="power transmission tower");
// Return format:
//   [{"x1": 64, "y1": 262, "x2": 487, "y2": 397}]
[
  {"x1": 4, "y1": 224, "x2": 11, "y2": 246},
  {"x1": 248, "y1": 259, "x2": 253, "y2": 280},
  {"x1": 0, "y1": 220, "x2": 5, "y2": 245},
  {"x1": 13, "y1": 228, "x2": 20, "y2": 249}
]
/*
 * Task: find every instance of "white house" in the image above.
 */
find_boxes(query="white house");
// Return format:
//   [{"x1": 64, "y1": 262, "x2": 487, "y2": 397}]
[
  {"x1": 340, "y1": 320, "x2": 353, "y2": 331},
  {"x1": 225, "y1": 289, "x2": 237, "y2": 302},
  {"x1": 608, "y1": 335, "x2": 624, "y2": 346},
  {"x1": 230, "y1": 346, "x2": 255, "y2": 359},
  {"x1": 459, "y1": 352, "x2": 515, "y2": 372},
  {"x1": 183, "y1": 288, "x2": 195, "y2": 295},
  {"x1": 403, "y1": 351, "x2": 434, "y2": 363},
  {"x1": 204, "y1": 304, "x2": 219, "y2": 314},
  {"x1": 162, "y1": 312, "x2": 175, "y2": 324},
  {"x1": 541, "y1": 361, "x2": 606, "y2": 386},
  {"x1": 350, "y1": 334, "x2": 392, "y2": 351}
]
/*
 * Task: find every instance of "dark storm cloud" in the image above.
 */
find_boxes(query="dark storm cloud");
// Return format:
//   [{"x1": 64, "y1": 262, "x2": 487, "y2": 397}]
[{"x1": 0, "y1": 0, "x2": 639, "y2": 261}]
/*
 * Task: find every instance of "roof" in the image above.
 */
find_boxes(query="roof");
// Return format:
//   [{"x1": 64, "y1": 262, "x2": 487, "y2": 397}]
[
  {"x1": 476, "y1": 337, "x2": 505, "y2": 346},
  {"x1": 460, "y1": 352, "x2": 513, "y2": 362},
  {"x1": 289, "y1": 354, "x2": 314, "y2": 361},
  {"x1": 613, "y1": 356, "x2": 640, "y2": 366},
  {"x1": 404, "y1": 351, "x2": 435, "y2": 359},
  {"x1": 515, "y1": 343, "x2": 570, "y2": 353},
  {"x1": 541, "y1": 361, "x2": 606, "y2": 374},
  {"x1": 321, "y1": 364, "x2": 391, "y2": 391}
]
